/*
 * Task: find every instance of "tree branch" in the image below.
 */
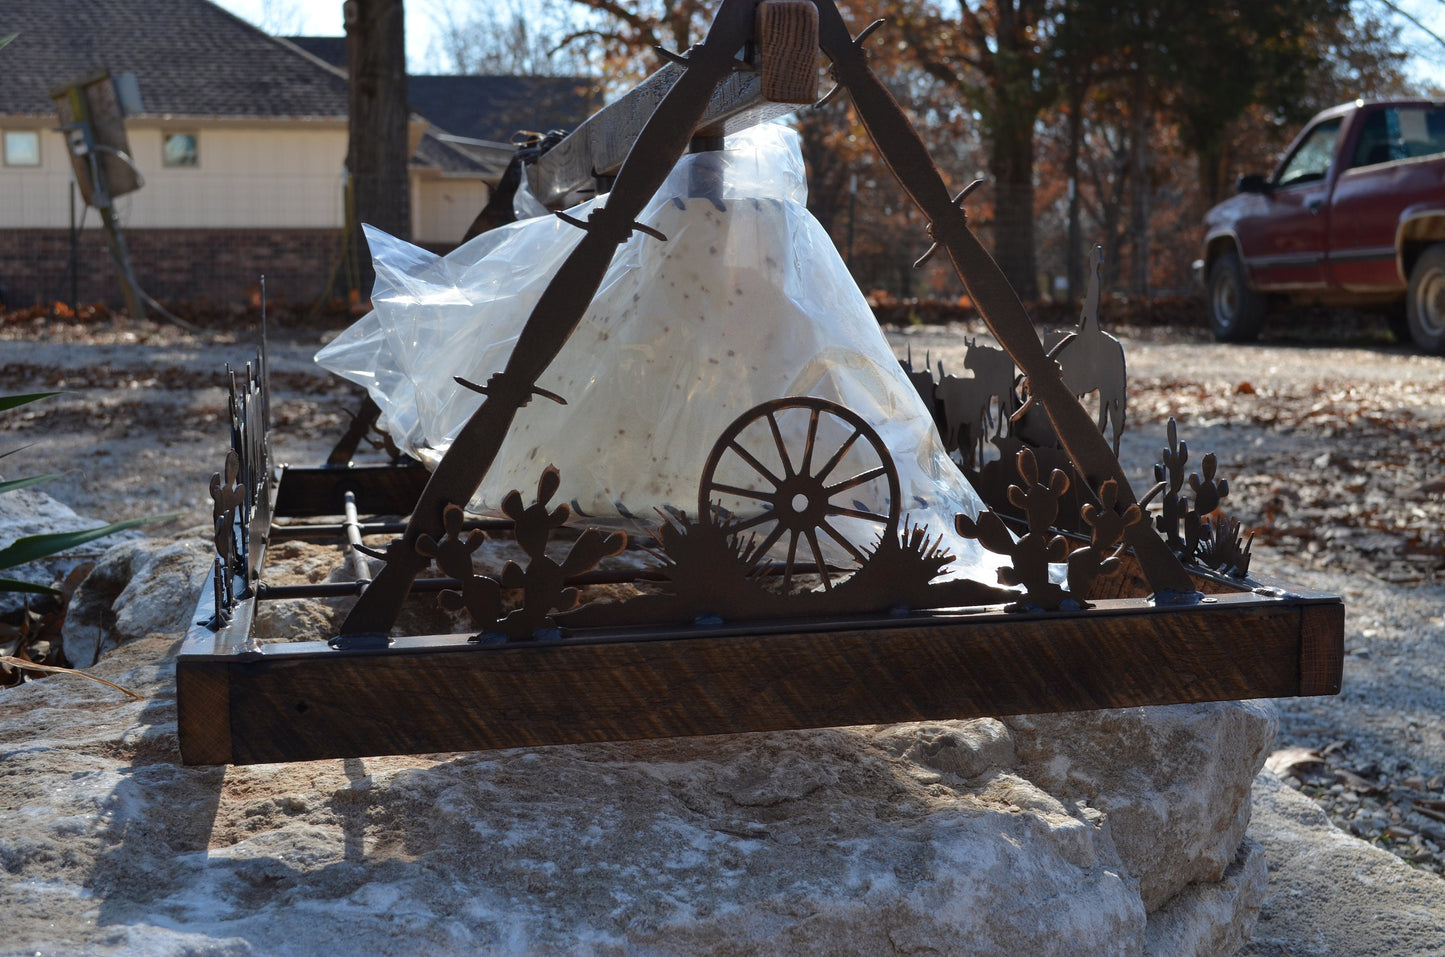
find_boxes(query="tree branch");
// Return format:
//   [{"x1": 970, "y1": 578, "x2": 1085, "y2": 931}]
[{"x1": 1376, "y1": 0, "x2": 1445, "y2": 52}]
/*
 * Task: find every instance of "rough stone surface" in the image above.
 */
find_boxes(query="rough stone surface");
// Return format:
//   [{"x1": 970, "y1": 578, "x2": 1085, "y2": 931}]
[
  {"x1": 1239, "y1": 770, "x2": 1445, "y2": 956},
  {"x1": 1146, "y1": 839, "x2": 1268, "y2": 957},
  {"x1": 2, "y1": 551, "x2": 1277, "y2": 956},
  {"x1": 1006, "y1": 703, "x2": 1278, "y2": 911},
  {"x1": 61, "y1": 534, "x2": 212, "y2": 667}
]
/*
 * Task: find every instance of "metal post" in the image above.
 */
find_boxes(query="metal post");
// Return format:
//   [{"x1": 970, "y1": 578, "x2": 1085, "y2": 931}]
[
  {"x1": 68, "y1": 181, "x2": 78, "y2": 312},
  {"x1": 97, "y1": 203, "x2": 144, "y2": 319}
]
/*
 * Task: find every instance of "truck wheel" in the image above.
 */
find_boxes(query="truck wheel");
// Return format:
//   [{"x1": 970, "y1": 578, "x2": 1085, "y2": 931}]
[
  {"x1": 1407, "y1": 244, "x2": 1445, "y2": 355},
  {"x1": 1207, "y1": 251, "x2": 1265, "y2": 342}
]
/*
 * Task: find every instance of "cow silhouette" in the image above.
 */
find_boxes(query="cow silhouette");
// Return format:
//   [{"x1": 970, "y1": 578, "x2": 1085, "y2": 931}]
[{"x1": 935, "y1": 337, "x2": 1017, "y2": 471}]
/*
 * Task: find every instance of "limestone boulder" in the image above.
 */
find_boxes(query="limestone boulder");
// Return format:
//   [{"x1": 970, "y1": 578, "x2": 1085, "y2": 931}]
[
  {"x1": 0, "y1": 517, "x2": 1292, "y2": 956},
  {"x1": 1005, "y1": 702, "x2": 1279, "y2": 910},
  {"x1": 61, "y1": 534, "x2": 211, "y2": 667},
  {"x1": 1, "y1": 617, "x2": 1274, "y2": 956},
  {"x1": 1239, "y1": 770, "x2": 1445, "y2": 956}
]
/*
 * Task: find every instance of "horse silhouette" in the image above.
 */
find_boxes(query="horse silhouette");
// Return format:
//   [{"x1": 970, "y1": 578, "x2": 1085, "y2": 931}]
[{"x1": 1045, "y1": 246, "x2": 1127, "y2": 454}]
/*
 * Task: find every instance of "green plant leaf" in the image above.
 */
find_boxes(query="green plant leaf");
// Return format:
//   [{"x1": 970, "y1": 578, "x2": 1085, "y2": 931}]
[
  {"x1": 0, "y1": 514, "x2": 175, "y2": 574},
  {"x1": 0, "y1": 474, "x2": 60, "y2": 495},
  {"x1": 0, "y1": 33, "x2": 16, "y2": 53},
  {"x1": 0, "y1": 392, "x2": 62, "y2": 413},
  {"x1": 0, "y1": 577, "x2": 62, "y2": 596}
]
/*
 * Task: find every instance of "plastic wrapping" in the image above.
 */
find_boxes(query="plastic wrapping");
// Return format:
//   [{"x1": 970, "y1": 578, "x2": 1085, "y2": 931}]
[{"x1": 317, "y1": 125, "x2": 1005, "y2": 582}]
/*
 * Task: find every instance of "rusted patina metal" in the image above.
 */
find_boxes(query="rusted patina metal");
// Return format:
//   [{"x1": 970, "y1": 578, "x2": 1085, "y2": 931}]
[
  {"x1": 335, "y1": 0, "x2": 1194, "y2": 641},
  {"x1": 1144, "y1": 418, "x2": 1255, "y2": 578},
  {"x1": 699, "y1": 397, "x2": 901, "y2": 593},
  {"x1": 205, "y1": 350, "x2": 270, "y2": 628},
  {"x1": 810, "y1": 3, "x2": 1194, "y2": 598},
  {"x1": 173, "y1": 1, "x2": 1343, "y2": 767}
]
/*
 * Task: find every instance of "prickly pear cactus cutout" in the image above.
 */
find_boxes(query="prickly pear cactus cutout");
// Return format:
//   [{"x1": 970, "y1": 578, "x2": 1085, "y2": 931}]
[
  {"x1": 1184, "y1": 452, "x2": 1228, "y2": 558},
  {"x1": 415, "y1": 502, "x2": 502, "y2": 628},
  {"x1": 1066, "y1": 479, "x2": 1142, "y2": 606},
  {"x1": 494, "y1": 465, "x2": 627, "y2": 640},
  {"x1": 956, "y1": 448, "x2": 1070, "y2": 610}
]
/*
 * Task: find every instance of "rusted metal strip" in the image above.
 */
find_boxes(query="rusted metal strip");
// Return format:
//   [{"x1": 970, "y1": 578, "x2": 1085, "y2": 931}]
[
  {"x1": 811, "y1": 1, "x2": 1195, "y2": 597},
  {"x1": 338, "y1": 0, "x2": 763, "y2": 636}
]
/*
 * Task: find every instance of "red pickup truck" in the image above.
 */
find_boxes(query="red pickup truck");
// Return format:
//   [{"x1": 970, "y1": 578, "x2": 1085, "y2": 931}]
[{"x1": 1197, "y1": 99, "x2": 1445, "y2": 353}]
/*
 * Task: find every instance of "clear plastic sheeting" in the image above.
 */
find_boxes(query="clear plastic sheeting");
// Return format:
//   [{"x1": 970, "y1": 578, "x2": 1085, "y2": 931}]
[{"x1": 316, "y1": 124, "x2": 1005, "y2": 582}]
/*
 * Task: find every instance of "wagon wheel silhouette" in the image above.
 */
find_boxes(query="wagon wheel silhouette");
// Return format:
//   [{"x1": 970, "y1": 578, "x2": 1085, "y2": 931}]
[{"x1": 699, "y1": 397, "x2": 901, "y2": 592}]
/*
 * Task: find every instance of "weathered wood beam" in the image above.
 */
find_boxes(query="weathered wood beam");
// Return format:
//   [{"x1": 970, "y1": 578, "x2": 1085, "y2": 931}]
[{"x1": 178, "y1": 590, "x2": 1343, "y2": 765}]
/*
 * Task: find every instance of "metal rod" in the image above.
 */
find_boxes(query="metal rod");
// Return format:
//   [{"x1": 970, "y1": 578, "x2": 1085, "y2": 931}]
[
  {"x1": 254, "y1": 563, "x2": 844, "y2": 602},
  {"x1": 342, "y1": 491, "x2": 373, "y2": 585},
  {"x1": 269, "y1": 518, "x2": 514, "y2": 542}
]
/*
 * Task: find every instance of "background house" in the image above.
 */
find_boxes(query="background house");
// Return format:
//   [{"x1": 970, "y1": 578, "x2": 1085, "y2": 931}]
[{"x1": 0, "y1": 0, "x2": 596, "y2": 308}]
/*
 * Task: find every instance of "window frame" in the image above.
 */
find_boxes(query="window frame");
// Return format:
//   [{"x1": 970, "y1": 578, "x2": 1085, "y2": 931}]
[
  {"x1": 161, "y1": 131, "x2": 199, "y2": 168},
  {"x1": 1274, "y1": 118, "x2": 1342, "y2": 189},
  {"x1": 2, "y1": 129, "x2": 41, "y2": 167}
]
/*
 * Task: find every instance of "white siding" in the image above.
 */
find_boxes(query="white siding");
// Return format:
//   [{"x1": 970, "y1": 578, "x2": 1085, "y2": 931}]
[
  {"x1": 0, "y1": 121, "x2": 347, "y2": 229},
  {"x1": 413, "y1": 177, "x2": 491, "y2": 245}
]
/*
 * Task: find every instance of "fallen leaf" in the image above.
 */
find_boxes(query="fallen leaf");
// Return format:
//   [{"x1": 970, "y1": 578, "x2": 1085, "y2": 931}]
[
  {"x1": 1265, "y1": 747, "x2": 1325, "y2": 776},
  {"x1": 0, "y1": 656, "x2": 145, "y2": 700},
  {"x1": 1334, "y1": 767, "x2": 1380, "y2": 795}
]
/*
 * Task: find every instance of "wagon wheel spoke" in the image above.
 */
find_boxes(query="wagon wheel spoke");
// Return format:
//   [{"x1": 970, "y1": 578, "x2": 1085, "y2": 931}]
[
  {"x1": 745, "y1": 520, "x2": 789, "y2": 571},
  {"x1": 799, "y1": 406, "x2": 821, "y2": 479},
  {"x1": 804, "y1": 529, "x2": 833, "y2": 591},
  {"x1": 825, "y1": 503, "x2": 892, "y2": 526},
  {"x1": 730, "y1": 510, "x2": 779, "y2": 534},
  {"x1": 824, "y1": 465, "x2": 889, "y2": 496},
  {"x1": 818, "y1": 518, "x2": 869, "y2": 566},
  {"x1": 728, "y1": 440, "x2": 783, "y2": 489},
  {"x1": 780, "y1": 530, "x2": 801, "y2": 592},
  {"x1": 766, "y1": 410, "x2": 795, "y2": 479},
  {"x1": 813, "y1": 428, "x2": 863, "y2": 483},
  {"x1": 709, "y1": 482, "x2": 777, "y2": 506}
]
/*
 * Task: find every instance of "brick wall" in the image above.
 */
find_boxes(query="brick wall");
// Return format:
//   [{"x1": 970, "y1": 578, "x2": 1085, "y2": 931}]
[{"x1": 0, "y1": 228, "x2": 350, "y2": 309}]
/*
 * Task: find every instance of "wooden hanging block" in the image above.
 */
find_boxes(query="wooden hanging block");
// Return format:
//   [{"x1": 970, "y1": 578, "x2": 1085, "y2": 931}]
[{"x1": 757, "y1": 1, "x2": 820, "y2": 104}]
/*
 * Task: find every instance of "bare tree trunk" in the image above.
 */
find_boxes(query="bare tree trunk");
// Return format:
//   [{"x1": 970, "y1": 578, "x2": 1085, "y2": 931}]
[
  {"x1": 345, "y1": 0, "x2": 410, "y2": 295},
  {"x1": 1127, "y1": 63, "x2": 1151, "y2": 297},
  {"x1": 986, "y1": 0, "x2": 1040, "y2": 302},
  {"x1": 990, "y1": 124, "x2": 1039, "y2": 302},
  {"x1": 1065, "y1": 84, "x2": 1084, "y2": 301}
]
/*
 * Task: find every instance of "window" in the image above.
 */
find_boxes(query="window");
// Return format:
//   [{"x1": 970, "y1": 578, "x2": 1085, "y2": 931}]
[
  {"x1": 3, "y1": 130, "x2": 40, "y2": 167},
  {"x1": 1351, "y1": 106, "x2": 1445, "y2": 169},
  {"x1": 162, "y1": 132, "x2": 198, "y2": 167},
  {"x1": 1276, "y1": 119, "x2": 1341, "y2": 188}
]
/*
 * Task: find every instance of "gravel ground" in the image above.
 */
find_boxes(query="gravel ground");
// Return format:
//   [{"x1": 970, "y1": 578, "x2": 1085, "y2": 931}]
[{"x1": 3, "y1": 308, "x2": 1445, "y2": 881}]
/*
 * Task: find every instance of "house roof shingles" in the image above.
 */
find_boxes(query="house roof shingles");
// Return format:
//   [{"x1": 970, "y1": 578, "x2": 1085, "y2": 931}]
[
  {"x1": 406, "y1": 76, "x2": 600, "y2": 145},
  {"x1": 0, "y1": 0, "x2": 348, "y2": 119}
]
